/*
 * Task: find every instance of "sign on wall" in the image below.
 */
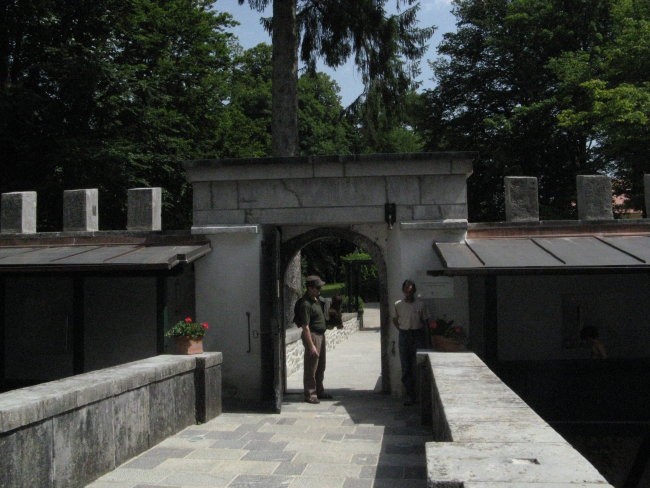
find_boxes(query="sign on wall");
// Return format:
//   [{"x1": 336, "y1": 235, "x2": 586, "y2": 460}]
[{"x1": 417, "y1": 272, "x2": 454, "y2": 299}]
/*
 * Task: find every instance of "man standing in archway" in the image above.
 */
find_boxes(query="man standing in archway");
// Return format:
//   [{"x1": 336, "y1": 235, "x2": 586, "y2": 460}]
[
  {"x1": 393, "y1": 279, "x2": 429, "y2": 406},
  {"x1": 295, "y1": 275, "x2": 333, "y2": 404}
]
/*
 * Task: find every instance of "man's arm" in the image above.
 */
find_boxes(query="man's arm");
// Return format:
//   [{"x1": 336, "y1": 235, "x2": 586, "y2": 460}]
[
  {"x1": 298, "y1": 300, "x2": 319, "y2": 357},
  {"x1": 301, "y1": 325, "x2": 319, "y2": 357}
]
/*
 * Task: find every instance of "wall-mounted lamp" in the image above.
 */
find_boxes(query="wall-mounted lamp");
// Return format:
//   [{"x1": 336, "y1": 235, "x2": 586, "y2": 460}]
[{"x1": 384, "y1": 202, "x2": 396, "y2": 229}]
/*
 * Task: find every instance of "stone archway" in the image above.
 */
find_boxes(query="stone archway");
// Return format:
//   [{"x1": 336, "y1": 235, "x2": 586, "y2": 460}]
[
  {"x1": 185, "y1": 153, "x2": 476, "y2": 406},
  {"x1": 282, "y1": 227, "x2": 391, "y2": 394}
]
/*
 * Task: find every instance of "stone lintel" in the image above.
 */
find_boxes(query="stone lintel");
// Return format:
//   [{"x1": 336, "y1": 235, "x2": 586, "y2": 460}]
[
  {"x1": 576, "y1": 175, "x2": 613, "y2": 221},
  {"x1": 63, "y1": 189, "x2": 99, "y2": 232},
  {"x1": 184, "y1": 153, "x2": 477, "y2": 182},
  {"x1": 401, "y1": 220, "x2": 469, "y2": 231},
  {"x1": 504, "y1": 176, "x2": 539, "y2": 222},
  {"x1": 1, "y1": 192, "x2": 37, "y2": 234}
]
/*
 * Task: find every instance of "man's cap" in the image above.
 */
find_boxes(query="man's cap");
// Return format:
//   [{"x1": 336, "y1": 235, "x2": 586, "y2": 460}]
[{"x1": 305, "y1": 275, "x2": 326, "y2": 287}]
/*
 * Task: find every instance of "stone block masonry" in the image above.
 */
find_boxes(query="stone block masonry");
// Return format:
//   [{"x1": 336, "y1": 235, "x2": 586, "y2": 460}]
[
  {"x1": 185, "y1": 153, "x2": 477, "y2": 226},
  {"x1": 0, "y1": 353, "x2": 222, "y2": 488},
  {"x1": 505, "y1": 176, "x2": 539, "y2": 222},
  {"x1": 1, "y1": 192, "x2": 37, "y2": 234},
  {"x1": 577, "y1": 175, "x2": 613, "y2": 221}
]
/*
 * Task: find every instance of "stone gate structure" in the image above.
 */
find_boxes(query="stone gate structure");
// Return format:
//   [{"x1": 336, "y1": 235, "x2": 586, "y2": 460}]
[{"x1": 184, "y1": 153, "x2": 477, "y2": 408}]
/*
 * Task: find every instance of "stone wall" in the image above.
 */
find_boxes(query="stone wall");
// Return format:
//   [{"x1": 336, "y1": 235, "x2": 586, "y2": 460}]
[
  {"x1": 0, "y1": 353, "x2": 222, "y2": 488},
  {"x1": 286, "y1": 313, "x2": 359, "y2": 378},
  {"x1": 419, "y1": 351, "x2": 613, "y2": 487}
]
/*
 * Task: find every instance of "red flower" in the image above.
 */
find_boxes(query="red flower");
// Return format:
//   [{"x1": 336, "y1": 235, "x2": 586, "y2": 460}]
[
  {"x1": 184, "y1": 317, "x2": 193, "y2": 323},
  {"x1": 454, "y1": 326, "x2": 462, "y2": 333},
  {"x1": 429, "y1": 319, "x2": 438, "y2": 329},
  {"x1": 201, "y1": 322, "x2": 209, "y2": 329}
]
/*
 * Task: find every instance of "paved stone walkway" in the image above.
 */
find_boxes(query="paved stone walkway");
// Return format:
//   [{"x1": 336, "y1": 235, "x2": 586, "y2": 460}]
[{"x1": 88, "y1": 304, "x2": 431, "y2": 488}]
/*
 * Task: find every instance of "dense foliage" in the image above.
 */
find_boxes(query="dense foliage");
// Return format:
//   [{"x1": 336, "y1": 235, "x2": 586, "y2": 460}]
[
  {"x1": 238, "y1": 0, "x2": 434, "y2": 156},
  {"x1": 416, "y1": 0, "x2": 649, "y2": 220},
  {"x1": 2, "y1": 0, "x2": 646, "y2": 228},
  {"x1": 1, "y1": 0, "x2": 234, "y2": 229}
]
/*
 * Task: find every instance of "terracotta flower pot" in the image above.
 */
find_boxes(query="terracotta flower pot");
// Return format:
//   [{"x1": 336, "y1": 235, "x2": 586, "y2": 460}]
[
  {"x1": 431, "y1": 335, "x2": 465, "y2": 352},
  {"x1": 173, "y1": 336, "x2": 204, "y2": 355}
]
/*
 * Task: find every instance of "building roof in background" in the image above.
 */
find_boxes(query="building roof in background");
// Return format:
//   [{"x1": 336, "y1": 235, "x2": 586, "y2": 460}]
[
  {"x1": 432, "y1": 220, "x2": 650, "y2": 275},
  {"x1": 0, "y1": 233, "x2": 211, "y2": 272}
]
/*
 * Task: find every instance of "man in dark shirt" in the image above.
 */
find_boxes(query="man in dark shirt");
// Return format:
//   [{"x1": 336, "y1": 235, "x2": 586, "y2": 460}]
[{"x1": 295, "y1": 275, "x2": 332, "y2": 404}]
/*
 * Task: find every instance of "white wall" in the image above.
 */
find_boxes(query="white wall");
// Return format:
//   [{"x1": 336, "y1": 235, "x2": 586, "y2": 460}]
[
  {"x1": 84, "y1": 277, "x2": 157, "y2": 371},
  {"x1": 195, "y1": 230, "x2": 264, "y2": 402},
  {"x1": 498, "y1": 274, "x2": 650, "y2": 360},
  {"x1": 385, "y1": 225, "x2": 470, "y2": 397}
]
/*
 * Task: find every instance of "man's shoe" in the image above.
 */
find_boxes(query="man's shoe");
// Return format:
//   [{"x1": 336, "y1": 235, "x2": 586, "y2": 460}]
[
  {"x1": 317, "y1": 393, "x2": 333, "y2": 400},
  {"x1": 403, "y1": 397, "x2": 415, "y2": 406},
  {"x1": 305, "y1": 397, "x2": 320, "y2": 404}
]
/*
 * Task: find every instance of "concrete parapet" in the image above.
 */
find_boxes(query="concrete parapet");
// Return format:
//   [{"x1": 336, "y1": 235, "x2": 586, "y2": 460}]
[
  {"x1": 1, "y1": 192, "x2": 37, "y2": 234},
  {"x1": 0, "y1": 353, "x2": 222, "y2": 488},
  {"x1": 63, "y1": 188, "x2": 99, "y2": 231},
  {"x1": 505, "y1": 176, "x2": 539, "y2": 222},
  {"x1": 577, "y1": 175, "x2": 613, "y2": 221},
  {"x1": 127, "y1": 187, "x2": 162, "y2": 231},
  {"x1": 419, "y1": 351, "x2": 613, "y2": 487}
]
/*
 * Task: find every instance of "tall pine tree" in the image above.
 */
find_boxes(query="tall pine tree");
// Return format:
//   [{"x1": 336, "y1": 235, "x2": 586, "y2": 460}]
[{"x1": 238, "y1": 0, "x2": 433, "y2": 156}]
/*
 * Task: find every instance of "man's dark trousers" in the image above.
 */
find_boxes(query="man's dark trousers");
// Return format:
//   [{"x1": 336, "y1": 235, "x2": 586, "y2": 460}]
[
  {"x1": 399, "y1": 328, "x2": 425, "y2": 401},
  {"x1": 303, "y1": 331, "x2": 326, "y2": 401}
]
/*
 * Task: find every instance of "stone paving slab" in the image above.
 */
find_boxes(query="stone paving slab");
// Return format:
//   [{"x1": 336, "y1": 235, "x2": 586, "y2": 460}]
[{"x1": 87, "y1": 305, "x2": 431, "y2": 488}]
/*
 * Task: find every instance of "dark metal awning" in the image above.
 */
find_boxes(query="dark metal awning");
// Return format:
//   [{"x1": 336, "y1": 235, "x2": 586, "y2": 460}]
[
  {"x1": 432, "y1": 235, "x2": 650, "y2": 275},
  {"x1": 0, "y1": 243, "x2": 211, "y2": 272}
]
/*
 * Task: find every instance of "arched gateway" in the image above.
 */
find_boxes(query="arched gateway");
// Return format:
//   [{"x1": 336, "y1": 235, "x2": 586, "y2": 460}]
[{"x1": 184, "y1": 153, "x2": 476, "y2": 411}]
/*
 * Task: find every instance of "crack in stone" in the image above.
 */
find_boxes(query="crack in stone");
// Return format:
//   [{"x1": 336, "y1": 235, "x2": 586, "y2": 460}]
[{"x1": 282, "y1": 180, "x2": 303, "y2": 207}]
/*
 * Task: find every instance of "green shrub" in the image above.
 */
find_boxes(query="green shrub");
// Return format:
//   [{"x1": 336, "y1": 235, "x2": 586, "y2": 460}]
[
  {"x1": 320, "y1": 283, "x2": 346, "y2": 298},
  {"x1": 342, "y1": 295, "x2": 364, "y2": 312}
]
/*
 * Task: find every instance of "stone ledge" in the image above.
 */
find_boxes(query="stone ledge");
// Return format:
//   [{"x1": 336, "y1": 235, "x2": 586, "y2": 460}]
[
  {"x1": 0, "y1": 353, "x2": 222, "y2": 434},
  {"x1": 420, "y1": 351, "x2": 613, "y2": 487},
  {"x1": 0, "y1": 354, "x2": 222, "y2": 488},
  {"x1": 191, "y1": 225, "x2": 260, "y2": 234},
  {"x1": 400, "y1": 219, "x2": 469, "y2": 231}
]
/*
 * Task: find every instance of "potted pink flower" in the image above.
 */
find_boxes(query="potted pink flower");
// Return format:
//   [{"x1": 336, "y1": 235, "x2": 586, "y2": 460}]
[
  {"x1": 165, "y1": 316, "x2": 209, "y2": 354},
  {"x1": 429, "y1": 317, "x2": 467, "y2": 352}
]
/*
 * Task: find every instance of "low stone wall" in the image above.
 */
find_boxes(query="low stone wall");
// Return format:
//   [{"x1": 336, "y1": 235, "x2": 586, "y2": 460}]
[
  {"x1": 286, "y1": 313, "x2": 359, "y2": 378},
  {"x1": 0, "y1": 353, "x2": 222, "y2": 488},
  {"x1": 419, "y1": 352, "x2": 613, "y2": 487}
]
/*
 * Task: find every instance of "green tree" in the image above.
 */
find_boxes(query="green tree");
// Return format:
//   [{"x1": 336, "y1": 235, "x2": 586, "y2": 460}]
[
  {"x1": 219, "y1": 43, "x2": 356, "y2": 157},
  {"x1": 298, "y1": 72, "x2": 353, "y2": 155},
  {"x1": 552, "y1": 0, "x2": 650, "y2": 213},
  {"x1": 218, "y1": 43, "x2": 274, "y2": 158},
  {"x1": 0, "y1": 0, "x2": 235, "y2": 229},
  {"x1": 237, "y1": 0, "x2": 434, "y2": 156},
  {"x1": 348, "y1": 86, "x2": 424, "y2": 153},
  {"x1": 420, "y1": 0, "x2": 612, "y2": 221}
]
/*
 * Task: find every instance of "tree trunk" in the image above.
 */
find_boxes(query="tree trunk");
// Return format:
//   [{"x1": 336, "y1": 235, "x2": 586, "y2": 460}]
[{"x1": 271, "y1": 0, "x2": 298, "y2": 157}]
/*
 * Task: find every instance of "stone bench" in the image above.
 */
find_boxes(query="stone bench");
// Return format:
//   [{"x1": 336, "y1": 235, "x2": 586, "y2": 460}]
[
  {"x1": 0, "y1": 353, "x2": 222, "y2": 488},
  {"x1": 418, "y1": 351, "x2": 613, "y2": 487}
]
